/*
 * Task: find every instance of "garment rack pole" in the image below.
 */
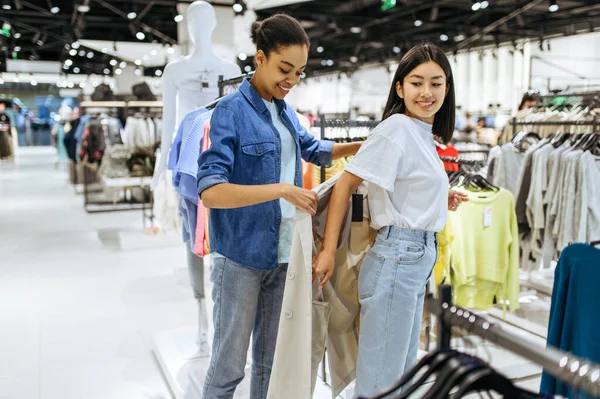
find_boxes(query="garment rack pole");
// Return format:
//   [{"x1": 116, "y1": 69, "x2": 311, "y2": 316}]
[{"x1": 428, "y1": 284, "x2": 600, "y2": 397}]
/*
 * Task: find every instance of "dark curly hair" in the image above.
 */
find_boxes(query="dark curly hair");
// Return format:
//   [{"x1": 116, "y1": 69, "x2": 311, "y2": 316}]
[{"x1": 250, "y1": 14, "x2": 310, "y2": 57}]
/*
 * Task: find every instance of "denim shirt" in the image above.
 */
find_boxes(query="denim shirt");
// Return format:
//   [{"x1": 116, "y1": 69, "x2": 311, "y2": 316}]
[{"x1": 197, "y1": 78, "x2": 333, "y2": 270}]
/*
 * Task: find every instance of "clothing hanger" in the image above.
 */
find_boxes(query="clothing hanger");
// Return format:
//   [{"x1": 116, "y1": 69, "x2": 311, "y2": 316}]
[
  {"x1": 452, "y1": 366, "x2": 542, "y2": 398},
  {"x1": 590, "y1": 240, "x2": 600, "y2": 247},
  {"x1": 420, "y1": 355, "x2": 489, "y2": 399}
]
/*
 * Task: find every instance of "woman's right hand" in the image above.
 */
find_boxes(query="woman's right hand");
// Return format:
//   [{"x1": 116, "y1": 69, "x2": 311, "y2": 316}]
[
  {"x1": 312, "y1": 249, "x2": 336, "y2": 288},
  {"x1": 281, "y1": 184, "x2": 318, "y2": 215}
]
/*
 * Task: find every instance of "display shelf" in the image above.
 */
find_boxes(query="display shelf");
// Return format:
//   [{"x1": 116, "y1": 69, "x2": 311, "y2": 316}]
[{"x1": 80, "y1": 101, "x2": 127, "y2": 108}]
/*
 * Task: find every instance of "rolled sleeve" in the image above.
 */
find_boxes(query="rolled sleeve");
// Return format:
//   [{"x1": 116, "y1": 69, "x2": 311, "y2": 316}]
[
  {"x1": 197, "y1": 105, "x2": 238, "y2": 197},
  {"x1": 292, "y1": 112, "x2": 333, "y2": 167}
]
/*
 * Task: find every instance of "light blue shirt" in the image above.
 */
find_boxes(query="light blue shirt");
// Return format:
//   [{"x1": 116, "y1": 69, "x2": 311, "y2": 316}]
[{"x1": 263, "y1": 98, "x2": 297, "y2": 263}]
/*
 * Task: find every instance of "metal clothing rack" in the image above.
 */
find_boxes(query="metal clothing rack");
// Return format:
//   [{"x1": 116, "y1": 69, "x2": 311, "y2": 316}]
[
  {"x1": 317, "y1": 115, "x2": 378, "y2": 183},
  {"x1": 218, "y1": 73, "x2": 254, "y2": 97},
  {"x1": 511, "y1": 117, "x2": 599, "y2": 138},
  {"x1": 428, "y1": 285, "x2": 600, "y2": 397},
  {"x1": 439, "y1": 156, "x2": 487, "y2": 166}
]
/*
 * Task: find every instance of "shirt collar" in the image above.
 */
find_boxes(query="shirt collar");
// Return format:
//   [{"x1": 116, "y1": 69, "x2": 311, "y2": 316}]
[
  {"x1": 407, "y1": 116, "x2": 435, "y2": 143},
  {"x1": 240, "y1": 78, "x2": 287, "y2": 115}
]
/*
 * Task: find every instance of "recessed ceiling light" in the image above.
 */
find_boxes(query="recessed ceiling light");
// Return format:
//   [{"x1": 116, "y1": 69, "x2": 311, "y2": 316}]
[
  {"x1": 87, "y1": 52, "x2": 94, "y2": 58},
  {"x1": 77, "y1": 5, "x2": 90, "y2": 13},
  {"x1": 72, "y1": 41, "x2": 80, "y2": 49},
  {"x1": 67, "y1": 81, "x2": 74, "y2": 88},
  {"x1": 65, "y1": 59, "x2": 73, "y2": 66},
  {"x1": 321, "y1": 60, "x2": 327, "y2": 66},
  {"x1": 174, "y1": 14, "x2": 184, "y2": 23},
  {"x1": 350, "y1": 56, "x2": 358, "y2": 63},
  {"x1": 30, "y1": 79, "x2": 37, "y2": 86},
  {"x1": 414, "y1": 19, "x2": 423, "y2": 27},
  {"x1": 69, "y1": 49, "x2": 77, "y2": 56},
  {"x1": 119, "y1": 61, "x2": 127, "y2": 68},
  {"x1": 393, "y1": 46, "x2": 401, "y2": 54},
  {"x1": 326, "y1": 59, "x2": 334, "y2": 66},
  {"x1": 316, "y1": 46, "x2": 324, "y2": 53},
  {"x1": 232, "y1": 3, "x2": 243, "y2": 13},
  {"x1": 50, "y1": 6, "x2": 60, "y2": 13},
  {"x1": 155, "y1": 69, "x2": 163, "y2": 77},
  {"x1": 440, "y1": 34, "x2": 449, "y2": 41},
  {"x1": 79, "y1": 82, "x2": 86, "y2": 88},
  {"x1": 73, "y1": 67, "x2": 80, "y2": 73},
  {"x1": 14, "y1": 46, "x2": 21, "y2": 52},
  {"x1": 136, "y1": 32, "x2": 145, "y2": 40},
  {"x1": 238, "y1": 53, "x2": 247, "y2": 61},
  {"x1": 115, "y1": 68, "x2": 122, "y2": 75},
  {"x1": 14, "y1": 33, "x2": 21, "y2": 39},
  {"x1": 167, "y1": 47, "x2": 175, "y2": 54},
  {"x1": 134, "y1": 68, "x2": 142, "y2": 76},
  {"x1": 134, "y1": 59, "x2": 142, "y2": 65},
  {"x1": 150, "y1": 49, "x2": 157, "y2": 56},
  {"x1": 127, "y1": 12, "x2": 137, "y2": 19},
  {"x1": 244, "y1": 65, "x2": 252, "y2": 72},
  {"x1": 78, "y1": 50, "x2": 85, "y2": 57},
  {"x1": 109, "y1": 59, "x2": 118, "y2": 66},
  {"x1": 350, "y1": 27, "x2": 361, "y2": 34},
  {"x1": 480, "y1": 0, "x2": 489, "y2": 9},
  {"x1": 472, "y1": 1, "x2": 481, "y2": 11},
  {"x1": 104, "y1": 68, "x2": 110, "y2": 75}
]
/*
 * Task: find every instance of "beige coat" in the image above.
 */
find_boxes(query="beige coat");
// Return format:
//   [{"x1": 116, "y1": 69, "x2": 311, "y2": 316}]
[{"x1": 267, "y1": 174, "x2": 376, "y2": 399}]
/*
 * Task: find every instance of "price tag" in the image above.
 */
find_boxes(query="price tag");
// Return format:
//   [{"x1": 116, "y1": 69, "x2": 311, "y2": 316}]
[{"x1": 484, "y1": 207, "x2": 492, "y2": 227}]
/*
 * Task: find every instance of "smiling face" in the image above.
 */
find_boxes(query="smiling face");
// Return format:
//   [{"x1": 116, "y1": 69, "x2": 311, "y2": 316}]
[
  {"x1": 252, "y1": 44, "x2": 308, "y2": 101},
  {"x1": 396, "y1": 61, "x2": 449, "y2": 124}
]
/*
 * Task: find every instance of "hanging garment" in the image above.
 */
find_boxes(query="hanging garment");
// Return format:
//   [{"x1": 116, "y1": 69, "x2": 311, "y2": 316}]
[
  {"x1": 63, "y1": 118, "x2": 81, "y2": 161},
  {"x1": 540, "y1": 243, "x2": 600, "y2": 399},
  {"x1": 0, "y1": 129, "x2": 12, "y2": 158},
  {"x1": 267, "y1": 173, "x2": 376, "y2": 399},
  {"x1": 433, "y1": 216, "x2": 454, "y2": 286},
  {"x1": 79, "y1": 120, "x2": 106, "y2": 165},
  {"x1": 436, "y1": 144, "x2": 460, "y2": 172},
  {"x1": 193, "y1": 120, "x2": 212, "y2": 257},
  {"x1": 98, "y1": 144, "x2": 130, "y2": 178},
  {"x1": 449, "y1": 187, "x2": 520, "y2": 313}
]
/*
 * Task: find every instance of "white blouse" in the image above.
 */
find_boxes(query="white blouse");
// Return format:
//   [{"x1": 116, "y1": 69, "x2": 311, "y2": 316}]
[{"x1": 345, "y1": 113, "x2": 449, "y2": 232}]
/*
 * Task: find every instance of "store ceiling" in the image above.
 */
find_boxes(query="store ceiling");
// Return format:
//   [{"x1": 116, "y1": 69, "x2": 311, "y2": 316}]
[{"x1": 0, "y1": 0, "x2": 599, "y2": 77}]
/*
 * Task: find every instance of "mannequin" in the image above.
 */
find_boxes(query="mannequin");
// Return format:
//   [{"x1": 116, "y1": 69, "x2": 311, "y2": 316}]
[{"x1": 152, "y1": 0, "x2": 241, "y2": 357}]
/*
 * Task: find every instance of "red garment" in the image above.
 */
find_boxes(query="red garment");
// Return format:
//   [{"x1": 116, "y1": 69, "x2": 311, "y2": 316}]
[
  {"x1": 436, "y1": 145, "x2": 460, "y2": 172},
  {"x1": 193, "y1": 119, "x2": 211, "y2": 257}
]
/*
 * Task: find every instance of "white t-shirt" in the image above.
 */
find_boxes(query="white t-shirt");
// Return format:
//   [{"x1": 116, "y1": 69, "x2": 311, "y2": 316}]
[{"x1": 345, "y1": 114, "x2": 449, "y2": 232}]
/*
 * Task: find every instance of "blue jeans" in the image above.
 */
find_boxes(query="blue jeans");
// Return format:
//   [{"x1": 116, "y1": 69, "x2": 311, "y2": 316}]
[
  {"x1": 202, "y1": 256, "x2": 288, "y2": 399},
  {"x1": 354, "y1": 226, "x2": 438, "y2": 398}
]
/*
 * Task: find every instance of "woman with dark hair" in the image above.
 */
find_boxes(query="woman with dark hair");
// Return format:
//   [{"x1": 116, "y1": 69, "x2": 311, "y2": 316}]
[
  {"x1": 313, "y1": 43, "x2": 468, "y2": 397},
  {"x1": 196, "y1": 13, "x2": 362, "y2": 399}
]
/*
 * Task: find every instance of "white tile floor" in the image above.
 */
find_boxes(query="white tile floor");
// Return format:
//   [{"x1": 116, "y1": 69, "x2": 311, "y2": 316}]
[{"x1": 0, "y1": 147, "x2": 546, "y2": 399}]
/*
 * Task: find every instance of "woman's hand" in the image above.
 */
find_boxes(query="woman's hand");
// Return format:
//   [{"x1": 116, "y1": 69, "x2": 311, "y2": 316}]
[
  {"x1": 312, "y1": 249, "x2": 336, "y2": 288},
  {"x1": 448, "y1": 190, "x2": 469, "y2": 211},
  {"x1": 281, "y1": 184, "x2": 319, "y2": 215}
]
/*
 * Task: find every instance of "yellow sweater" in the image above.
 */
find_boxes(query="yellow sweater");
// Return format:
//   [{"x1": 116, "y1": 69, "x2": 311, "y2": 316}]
[
  {"x1": 449, "y1": 187, "x2": 520, "y2": 312},
  {"x1": 433, "y1": 217, "x2": 453, "y2": 286}
]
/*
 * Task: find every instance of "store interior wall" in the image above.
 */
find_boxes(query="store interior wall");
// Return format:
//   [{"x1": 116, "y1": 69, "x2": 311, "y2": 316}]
[{"x1": 530, "y1": 31, "x2": 600, "y2": 92}]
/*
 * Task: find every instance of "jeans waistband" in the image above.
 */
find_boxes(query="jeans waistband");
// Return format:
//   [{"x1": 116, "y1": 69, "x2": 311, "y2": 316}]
[{"x1": 378, "y1": 225, "x2": 438, "y2": 245}]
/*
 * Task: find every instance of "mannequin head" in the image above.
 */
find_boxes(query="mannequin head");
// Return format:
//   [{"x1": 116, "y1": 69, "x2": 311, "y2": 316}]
[{"x1": 186, "y1": 1, "x2": 217, "y2": 46}]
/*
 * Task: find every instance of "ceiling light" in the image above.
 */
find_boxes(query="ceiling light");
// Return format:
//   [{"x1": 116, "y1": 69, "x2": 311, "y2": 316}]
[
  {"x1": 115, "y1": 68, "x2": 122, "y2": 75},
  {"x1": 232, "y1": 2, "x2": 243, "y2": 13},
  {"x1": 65, "y1": 59, "x2": 73, "y2": 66},
  {"x1": 87, "y1": 51, "x2": 94, "y2": 58},
  {"x1": 78, "y1": 50, "x2": 85, "y2": 56},
  {"x1": 326, "y1": 59, "x2": 334, "y2": 66},
  {"x1": 93, "y1": 80, "x2": 100, "y2": 87},
  {"x1": 136, "y1": 32, "x2": 145, "y2": 40},
  {"x1": 50, "y1": 6, "x2": 60, "y2": 13},
  {"x1": 30, "y1": 79, "x2": 37, "y2": 86},
  {"x1": 414, "y1": 19, "x2": 423, "y2": 27},
  {"x1": 109, "y1": 59, "x2": 118, "y2": 66},
  {"x1": 480, "y1": 0, "x2": 489, "y2": 8},
  {"x1": 454, "y1": 34, "x2": 466, "y2": 42},
  {"x1": 14, "y1": 46, "x2": 21, "y2": 52},
  {"x1": 238, "y1": 52, "x2": 247, "y2": 61},
  {"x1": 549, "y1": 0, "x2": 559, "y2": 12},
  {"x1": 244, "y1": 65, "x2": 252, "y2": 72},
  {"x1": 119, "y1": 61, "x2": 127, "y2": 68},
  {"x1": 350, "y1": 27, "x2": 362, "y2": 34},
  {"x1": 174, "y1": 14, "x2": 184, "y2": 23},
  {"x1": 69, "y1": 49, "x2": 77, "y2": 56},
  {"x1": 2, "y1": 0, "x2": 11, "y2": 10},
  {"x1": 77, "y1": 4, "x2": 90, "y2": 13},
  {"x1": 63, "y1": 65, "x2": 69, "y2": 70},
  {"x1": 392, "y1": 46, "x2": 401, "y2": 54},
  {"x1": 101, "y1": 47, "x2": 107, "y2": 53},
  {"x1": 321, "y1": 60, "x2": 327, "y2": 66},
  {"x1": 134, "y1": 59, "x2": 142, "y2": 65},
  {"x1": 472, "y1": 1, "x2": 481, "y2": 11},
  {"x1": 167, "y1": 47, "x2": 175, "y2": 54},
  {"x1": 127, "y1": 12, "x2": 137, "y2": 19},
  {"x1": 103, "y1": 68, "x2": 110, "y2": 75},
  {"x1": 155, "y1": 69, "x2": 163, "y2": 76},
  {"x1": 13, "y1": 32, "x2": 21, "y2": 39},
  {"x1": 350, "y1": 56, "x2": 358, "y2": 63},
  {"x1": 316, "y1": 46, "x2": 324, "y2": 53},
  {"x1": 13, "y1": 75, "x2": 19, "y2": 82},
  {"x1": 67, "y1": 81, "x2": 74, "y2": 88},
  {"x1": 134, "y1": 68, "x2": 142, "y2": 76},
  {"x1": 0, "y1": 77, "x2": 4, "y2": 84},
  {"x1": 73, "y1": 67, "x2": 80, "y2": 73},
  {"x1": 79, "y1": 82, "x2": 86, "y2": 88},
  {"x1": 440, "y1": 34, "x2": 449, "y2": 41},
  {"x1": 72, "y1": 41, "x2": 80, "y2": 49},
  {"x1": 150, "y1": 49, "x2": 157, "y2": 56}
]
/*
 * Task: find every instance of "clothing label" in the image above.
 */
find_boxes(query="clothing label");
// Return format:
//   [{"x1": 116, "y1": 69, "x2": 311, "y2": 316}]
[
  {"x1": 484, "y1": 207, "x2": 492, "y2": 227},
  {"x1": 201, "y1": 72, "x2": 209, "y2": 89},
  {"x1": 352, "y1": 193, "x2": 363, "y2": 222}
]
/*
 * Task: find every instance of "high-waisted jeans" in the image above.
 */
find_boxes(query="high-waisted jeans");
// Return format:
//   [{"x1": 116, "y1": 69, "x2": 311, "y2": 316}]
[{"x1": 354, "y1": 225, "x2": 438, "y2": 398}]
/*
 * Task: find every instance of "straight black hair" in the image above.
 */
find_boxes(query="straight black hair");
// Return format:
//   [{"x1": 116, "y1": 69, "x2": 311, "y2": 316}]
[
  {"x1": 250, "y1": 14, "x2": 310, "y2": 57},
  {"x1": 382, "y1": 43, "x2": 456, "y2": 144}
]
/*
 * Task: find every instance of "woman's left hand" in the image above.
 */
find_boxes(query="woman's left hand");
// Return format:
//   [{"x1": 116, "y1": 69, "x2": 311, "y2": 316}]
[{"x1": 448, "y1": 190, "x2": 469, "y2": 212}]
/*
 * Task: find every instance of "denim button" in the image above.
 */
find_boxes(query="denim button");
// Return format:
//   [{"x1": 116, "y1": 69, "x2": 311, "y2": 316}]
[
  {"x1": 287, "y1": 271, "x2": 295, "y2": 280},
  {"x1": 284, "y1": 310, "x2": 293, "y2": 319}
]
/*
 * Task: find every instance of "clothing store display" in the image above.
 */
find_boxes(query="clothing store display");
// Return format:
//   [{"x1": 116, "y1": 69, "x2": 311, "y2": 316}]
[
  {"x1": 541, "y1": 243, "x2": 600, "y2": 399},
  {"x1": 63, "y1": 118, "x2": 81, "y2": 161},
  {"x1": 127, "y1": 146, "x2": 156, "y2": 177},
  {"x1": 487, "y1": 142, "x2": 527, "y2": 197},
  {"x1": 185, "y1": 241, "x2": 205, "y2": 301},
  {"x1": 132, "y1": 82, "x2": 157, "y2": 101},
  {"x1": 79, "y1": 120, "x2": 106, "y2": 165},
  {"x1": 268, "y1": 174, "x2": 375, "y2": 399},
  {"x1": 433, "y1": 216, "x2": 454, "y2": 286},
  {"x1": 313, "y1": 157, "x2": 346, "y2": 184},
  {"x1": 0, "y1": 113, "x2": 12, "y2": 159},
  {"x1": 197, "y1": 78, "x2": 333, "y2": 270},
  {"x1": 263, "y1": 98, "x2": 298, "y2": 264},
  {"x1": 345, "y1": 114, "x2": 449, "y2": 232},
  {"x1": 436, "y1": 143, "x2": 460, "y2": 172},
  {"x1": 90, "y1": 84, "x2": 118, "y2": 101},
  {"x1": 193, "y1": 121, "x2": 211, "y2": 257},
  {"x1": 202, "y1": 256, "x2": 288, "y2": 399},
  {"x1": 449, "y1": 187, "x2": 520, "y2": 312},
  {"x1": 98, "y1": 144, "x2": 130, "y2": 178},
  {"x1": 123, "y1": 116, "x2": 159, "y2": 151}
]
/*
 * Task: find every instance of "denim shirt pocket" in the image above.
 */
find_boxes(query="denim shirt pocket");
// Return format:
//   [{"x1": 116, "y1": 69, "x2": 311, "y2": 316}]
[{"x1": 240, "y1": 141, "x2": 277, "y2": 183}]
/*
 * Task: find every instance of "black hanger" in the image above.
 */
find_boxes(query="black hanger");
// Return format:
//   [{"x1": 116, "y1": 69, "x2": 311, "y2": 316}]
[
  {"x1": 590, "y1": 239, "x2": 600, "y2": 247},
  {"x1": 452, "y1": 366, "x2": 542, "y2": 398},
  {"x1": 420, "y1": 354, "x2": 486, "y2": 399}
]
